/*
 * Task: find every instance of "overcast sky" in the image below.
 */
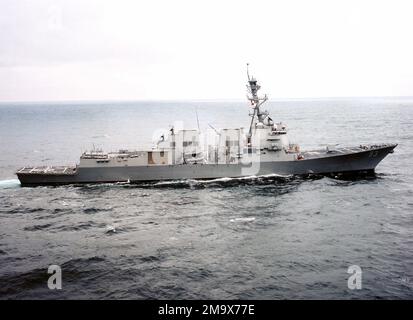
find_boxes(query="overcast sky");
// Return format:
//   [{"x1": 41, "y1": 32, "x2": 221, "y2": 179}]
[{"x1": 0, "y1": 0, "x2": 412, "y2": 101}]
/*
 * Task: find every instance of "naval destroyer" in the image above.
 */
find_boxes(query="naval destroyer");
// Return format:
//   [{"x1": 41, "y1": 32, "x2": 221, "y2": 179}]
[{"x1": 16, "y1": 66, "x2": 397, "y2": 186}]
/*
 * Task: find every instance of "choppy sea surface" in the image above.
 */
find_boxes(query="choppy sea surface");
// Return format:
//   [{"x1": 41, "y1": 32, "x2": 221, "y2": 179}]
[{"x1": 0, "y1": 98, "x2": 412, "y2": 299}]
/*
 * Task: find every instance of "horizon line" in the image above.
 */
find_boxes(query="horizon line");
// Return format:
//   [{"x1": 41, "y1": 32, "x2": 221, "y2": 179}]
[{"x1": 1, "y1": 95, "x2": 413, "y2": 105}]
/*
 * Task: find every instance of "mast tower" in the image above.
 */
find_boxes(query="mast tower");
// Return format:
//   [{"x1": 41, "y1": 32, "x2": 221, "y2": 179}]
[{"x1": 246, "y1": 64, "x2": 268, "y2": 147}]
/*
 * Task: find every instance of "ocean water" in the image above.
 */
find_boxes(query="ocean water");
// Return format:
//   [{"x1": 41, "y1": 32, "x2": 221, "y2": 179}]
[{"x1": 0, "y1": 99, "x2": 412, "y2": 299}]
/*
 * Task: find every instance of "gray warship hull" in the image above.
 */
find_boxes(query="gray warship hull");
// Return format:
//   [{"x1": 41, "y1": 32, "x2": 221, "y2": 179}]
[
  {"x1": 15, "y1": 70, "x2": 398, "y2": 187},
  {"x1": 16, "y1": 144, "x2": 396, "y2": 186}
]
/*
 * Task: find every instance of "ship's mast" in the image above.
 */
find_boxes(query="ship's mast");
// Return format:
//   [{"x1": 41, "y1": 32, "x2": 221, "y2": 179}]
[{"x1": 246, "y1": 63, "x2": 268, "y2": 147}]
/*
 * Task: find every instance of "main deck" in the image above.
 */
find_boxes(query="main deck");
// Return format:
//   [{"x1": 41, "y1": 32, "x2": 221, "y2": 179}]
[{"x1": 16, "y1": 166, "x2": 77, "y2": 175}]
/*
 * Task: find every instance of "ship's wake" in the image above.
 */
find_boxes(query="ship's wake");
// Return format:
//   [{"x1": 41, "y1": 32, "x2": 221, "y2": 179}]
[
  {"x1": 70, "y1": 173, "x2": 302, "y2": 190},
  {"x1": 122, "y1": 171, "x2": 377, "y2": 189},
  {"x1": 0, "y1": 179, "x2": 21, "y2": 189},
  {"x1": 134, "y1": 173, "x2": 305, "y2": 189}
]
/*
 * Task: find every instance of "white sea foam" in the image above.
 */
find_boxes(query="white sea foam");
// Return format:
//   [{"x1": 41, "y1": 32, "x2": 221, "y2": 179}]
[
  {"x1": 152, "y1": 173, "x2": 292, "y2": 187},
  {"x1": 0, "y1": 179, "x2": 21, "y2": 189},
  {"x1": 230, "y1": 217, "x2": 256, "y2": 223},
  {"x1": 105, "y1": 225, "x2": 116, "y2": 233},
  {"x1": 204, "y1": 173, "x2": 291, "y2": 183}
]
